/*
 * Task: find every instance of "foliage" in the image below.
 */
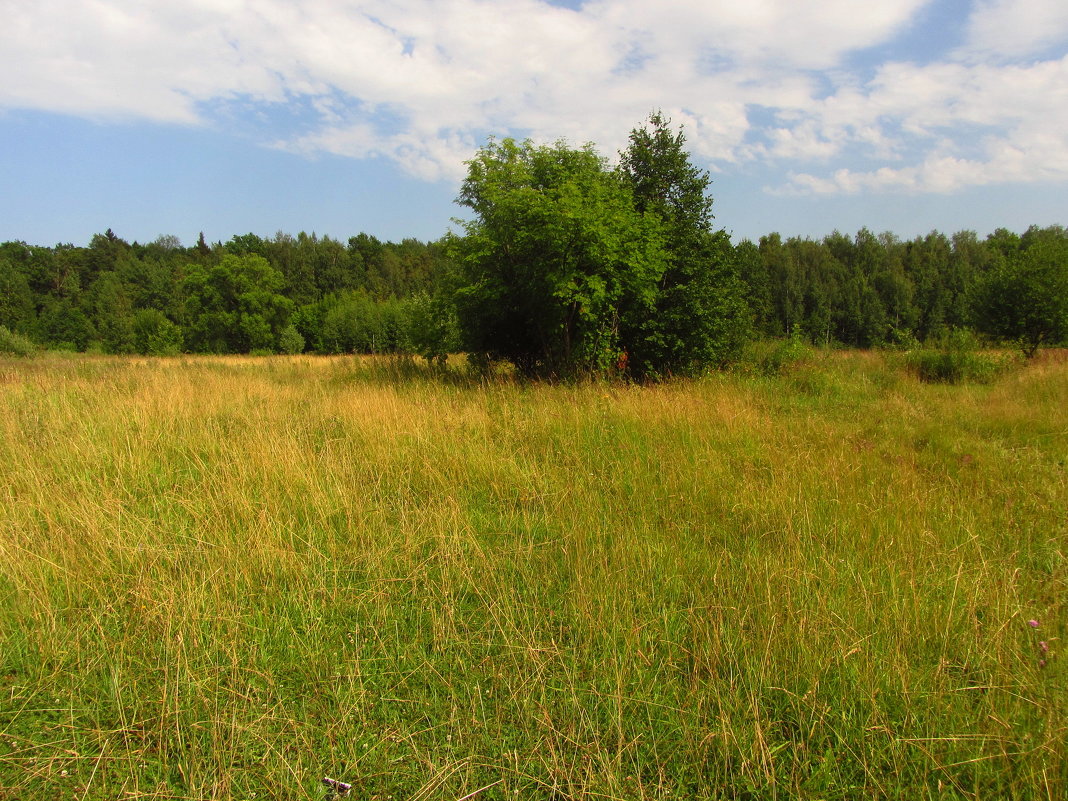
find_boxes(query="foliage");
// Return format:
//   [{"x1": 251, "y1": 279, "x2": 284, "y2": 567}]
[
  {"x1": 0, "y1": 231, "x2": 448, "y2": 356},
  {"x1": 974, "y1": 227, "x2": 1068, "y2": 357},
  {"x1": 903, "y1": 327, "x2": 1005, "y2": 384},
  {"x1": 741, "y1": 329, "x2": 813, "y2": 376},
  {"x1": 0, "y1": 216, "x2": 1064, "y2": 364},
  {"x1": 0, "y1": 254, "x2": 36, "y2": 333},
  {"x1": 87, "y1": 271, "x2": 135, "y2": 353},
  {"x1": 132, "y1": 309, "x2": 184, "y2": 356},
  {"x1": 318, "y1": 290, "x2": 411, "y2": 354},
  {"x1": 405, "y1": 291, "x2": 459, "y2": 365},
  {"x1": 36, "y1": 298, "x2": 96, "y2": 351},
  {"x1": 0, "y1": 324, "x2": 36, "y2": 356},
  {"x1": 277, "y1": 323, "x2": 306, "y2": 355},
  {"x1": 447, "y1": 137, "x2": 668, "y2": 377},
  {"x1": 617, "y1": 112, "x2": 750, "y2": 376},
  {"x1": 183, "y1": 253, "x2": 293, "y2": 353}
]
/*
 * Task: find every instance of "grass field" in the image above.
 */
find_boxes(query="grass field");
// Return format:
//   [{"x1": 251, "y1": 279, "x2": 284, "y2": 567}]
[{"x1": 0, "y1": 351, "x2": 1065, "y2": 800}]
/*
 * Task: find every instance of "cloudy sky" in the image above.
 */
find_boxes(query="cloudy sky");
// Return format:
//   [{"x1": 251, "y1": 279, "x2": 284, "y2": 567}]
[{"x1": 1, "y1": 0, "x2": 1065, "y2": 247}]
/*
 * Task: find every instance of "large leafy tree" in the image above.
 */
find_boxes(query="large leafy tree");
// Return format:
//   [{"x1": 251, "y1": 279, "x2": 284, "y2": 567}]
[
  {"x1": 183, "y1": 254, "x2": 293, "y2": 353},
  {"x1": 447, "y1": 138, "x2": 668, "y2": 377},
  {"x1": 618, "y1": 112, "x2": 749, "y2": 376},
  {"x1": 974, "y1": 228, "x2": 1068, "y2": 356}
]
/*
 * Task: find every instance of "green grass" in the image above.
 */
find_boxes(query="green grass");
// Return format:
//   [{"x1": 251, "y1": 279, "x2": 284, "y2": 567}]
[{"x1": 0, "y1": 350, "x2": 1065, "y2": 800}]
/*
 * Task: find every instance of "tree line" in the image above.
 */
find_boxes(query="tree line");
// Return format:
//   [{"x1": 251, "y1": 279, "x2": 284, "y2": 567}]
[
  {"x1": 0, "y1": 231, "x2": 449, "y2": 357},
  {"x1": 2, "y1": 115, "x2": 1065, "y2": 371},
  {"x1": 739, "y1": 224, "x2": 1068, "y2": 357}
]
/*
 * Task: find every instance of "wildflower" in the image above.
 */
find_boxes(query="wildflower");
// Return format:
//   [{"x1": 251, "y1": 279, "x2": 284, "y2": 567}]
[
  {"x1": 321, "y1": 777, "x2": 352, "y2": 796},
  {"x1": 1028, "y1": 620, "x2": 1039, "y2": 628},
  {"x1": 1039, "y1": 641, "x2": 1049, "y2": 653},
  {"x1": 1039, "y1": 659, "x2": 1047, "y2": 668}
]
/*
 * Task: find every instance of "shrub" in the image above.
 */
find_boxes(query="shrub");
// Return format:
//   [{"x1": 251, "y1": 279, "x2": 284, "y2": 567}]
[
  {"x1": 132, "y1": 309, "x2": 184, "y2": 356},
  {"x1": 405, "y1": 292, "x2": 458, "y2": 366},
  {"x1": 0, "y1": 325, "x2": 37, "y2": 356},
  {"x1": 278, "y1": 323, "x2": 305, "y2": 355},
  {"x1": 739, "y1": 330, "x2": 812, "y2": 376},
  {"x1": 905, "y1": 328, "x2": 1004, "y2": 384}
]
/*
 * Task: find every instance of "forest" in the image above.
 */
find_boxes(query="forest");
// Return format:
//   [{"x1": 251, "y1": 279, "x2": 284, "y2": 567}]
[{"x1": 2, "y1": 224, "x2": 1065, "y2": 359}]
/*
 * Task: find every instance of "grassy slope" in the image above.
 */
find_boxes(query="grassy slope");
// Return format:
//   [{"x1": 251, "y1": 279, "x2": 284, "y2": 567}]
[{"x1": 0, "y1": 352, "x2": 1065, "y2": 800}]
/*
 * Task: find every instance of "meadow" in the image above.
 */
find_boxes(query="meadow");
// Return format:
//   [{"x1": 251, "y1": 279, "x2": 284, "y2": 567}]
[{"x1": 0, "y1": 350, "x2": 1064, "y2": 800}]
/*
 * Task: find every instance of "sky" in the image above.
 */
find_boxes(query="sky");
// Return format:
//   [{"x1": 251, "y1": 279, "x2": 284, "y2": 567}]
[{"x1": 1, "y1": 0, "x2": 1066, "y2": 248}]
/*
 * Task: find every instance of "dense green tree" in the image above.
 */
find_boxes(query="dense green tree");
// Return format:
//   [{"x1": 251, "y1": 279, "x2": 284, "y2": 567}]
[
  {"x1": 183, "y1": 254, "x2": 292, "y2": 352},
  {"x1": 35, "y1": 298, "x2": 95, "y2": 350},
  {"x1": 275, "y1": 232, "x2": 319, "y2": 307},
  {"x1": 734, "y1": 239, "x2": 775, "y2": 335},
  {"x1": 85, "y1": 228, "x2": 130, "y2": 281},
  {"x1": 405, "y1": 291, "x2": 459, "y2": 365},
  {"x1": 320, "y1": 290, "x2": 388, "y2": 354},
  {"x1": 986, "y1": 227, "x2": 1021, "y2": 260},
  {"x1": 278, "y1": 323, "x2": 306, "y2": 355},
  {"x1": 902, "y1": 234, "x2": 945, "y2": 339},
  {"x1": 759, "y1": 233, "x2": 800, "y2": 335},
  {"x1": 447, "y1": 137, "x2": 668, "y2": 377},
  {"x1": 1, "y1": 214, "x2": 1063, "y2": 361},
  {"x1": 975, "y1": 230, "x2": 1068, "y2": 356},
  {"x1": 86, "y1": 271, "x2": 135, "y2": 353},
  {"x1": 118, "y1": 252, "x2": 180, "y2": 314},
  {"x1": 225, "y1": 233, "x2": 268, "y2": 258},
  {"x1": 873, "y1": 233, "x2": 917, "y2": 337},
  {"x1": 308, "y1": 235, "x2": 355, "y2": 298},
  {"x1": 618, "y1": 112, "x2": 749, "y2": 375}
]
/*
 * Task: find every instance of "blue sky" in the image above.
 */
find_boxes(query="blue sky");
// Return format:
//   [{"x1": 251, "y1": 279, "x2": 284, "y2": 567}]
[{"x1": 1, "y1": 0, "x2": 1065, "y2": 248}]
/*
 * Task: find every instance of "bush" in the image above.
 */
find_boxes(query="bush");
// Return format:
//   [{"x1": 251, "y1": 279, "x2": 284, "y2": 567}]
[
  {"x1": 278, "y1": 323, "x2": 305, "y2": 355},
  {"x1": 0, "y1": 325, "x2": 37, "y2": 356},
  {"x1": 739, "y1": 330, "x2": 812, "y2": 376},
  {"x1": 320, "y1": 291, "x2": 386, "y2": 354},
  {"x1": 904, "y1": 328, "x2": 1004, "y2": 384},
  {"x1": 405, "y1": 292, "x2": 458, "y2": 365},
  {"x1": 132, "y1": 309, "x2": 184, "y2": 356}
]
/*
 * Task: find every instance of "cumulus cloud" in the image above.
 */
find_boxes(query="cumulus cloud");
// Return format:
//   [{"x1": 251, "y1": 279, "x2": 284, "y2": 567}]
[
  {"x1": 2, "y1": 0, "x2": 1067, "y2": 196},
  {"x1": 963, "y1": 0, "x2": 1068, "y2": 59}
]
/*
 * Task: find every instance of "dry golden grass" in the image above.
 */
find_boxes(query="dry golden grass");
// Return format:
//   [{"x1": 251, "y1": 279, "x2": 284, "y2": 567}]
[{"x1": 0, "y1": 351, "x2": 1065, "y2": 800}]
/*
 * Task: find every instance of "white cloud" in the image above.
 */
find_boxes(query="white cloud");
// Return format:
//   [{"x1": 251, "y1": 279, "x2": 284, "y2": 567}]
[
  {"x1": 783, "y1": 126, "x2": 1068, "y2": 196},
  {"x1": 777, "y1": 53, "x2": 1068, "y2": 193},
  {"x1": 2, "y1": 0, "x2": 1067, "y2": 197},
  {"x1": 963, "y1": 0, "x2": 1068, "y2": 59}
]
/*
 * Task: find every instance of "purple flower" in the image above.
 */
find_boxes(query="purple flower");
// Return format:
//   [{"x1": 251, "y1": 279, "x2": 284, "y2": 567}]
[
  {"x1": 1028, "y1": 620, "x2": 1039, "y2": 628},
  {"x1": 1039, "y1": 641, "x2": 1049, "y2": 653}
]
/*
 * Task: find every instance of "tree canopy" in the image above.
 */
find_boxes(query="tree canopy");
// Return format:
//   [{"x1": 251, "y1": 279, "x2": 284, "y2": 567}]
[
  {"x1": 447, "y1": 137, "x2": 668, "y2": 377},
  {"x1": 445, "y1": 116, "x2": 751, "y2": 379},
  {"x1": 617, "y1": 112, "x2": 749, "y2": 377},
  {"x1": 974, "y1": 227, "x2": 1068, "y2": 356}
]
